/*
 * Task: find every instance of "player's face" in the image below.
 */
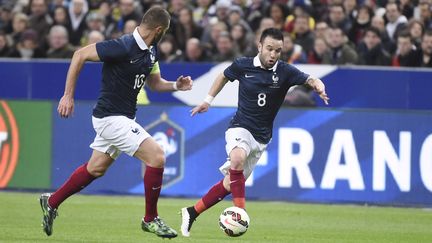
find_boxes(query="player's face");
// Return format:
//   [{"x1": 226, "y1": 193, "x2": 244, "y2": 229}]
[{"x1": 258, "y1": 36, "x2": 283, "y2": 69}]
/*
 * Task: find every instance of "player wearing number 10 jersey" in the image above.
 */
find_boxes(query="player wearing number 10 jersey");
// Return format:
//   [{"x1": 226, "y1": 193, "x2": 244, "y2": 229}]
[
  {"x1": 180, "y1": 28, "x2": 330, "y2": 237},
  {"x1": 39, "y1": 7, "x2": 193, "y2": 239}
]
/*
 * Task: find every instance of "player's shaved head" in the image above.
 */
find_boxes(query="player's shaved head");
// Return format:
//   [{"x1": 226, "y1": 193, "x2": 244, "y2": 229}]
[{"x1": 141, "y1": 6, "x2": 171, "y2": 29}]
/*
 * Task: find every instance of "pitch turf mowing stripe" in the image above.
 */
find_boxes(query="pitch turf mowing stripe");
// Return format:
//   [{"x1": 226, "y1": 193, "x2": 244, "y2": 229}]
[{"x1": 0, "y1": 192, "x2": 431, "y2": 243}]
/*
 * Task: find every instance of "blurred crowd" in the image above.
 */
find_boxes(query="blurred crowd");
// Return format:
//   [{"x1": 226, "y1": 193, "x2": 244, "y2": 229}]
[{"x1": 0, "y1": 0, "x2": 431, "y2": 67}]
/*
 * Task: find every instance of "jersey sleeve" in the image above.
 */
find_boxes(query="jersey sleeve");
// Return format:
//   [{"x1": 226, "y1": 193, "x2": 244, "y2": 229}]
[
  {"x1": 287, "y1": 64, "x2": 309, "y2": 85},
  {"x1": 96, "y1": 39, "x2": 128, "y2": 62},
  {"x1": 223, "y1": 58, "x2": 242, "y2": 82},
  {"x1": 150, "y1": 61, "x2": 160, "y2": 74}
]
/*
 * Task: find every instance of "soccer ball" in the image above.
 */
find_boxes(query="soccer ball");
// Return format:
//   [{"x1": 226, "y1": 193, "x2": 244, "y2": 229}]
[{"x1": 219, "y1": 206, "x2": 250, "y2": 237}]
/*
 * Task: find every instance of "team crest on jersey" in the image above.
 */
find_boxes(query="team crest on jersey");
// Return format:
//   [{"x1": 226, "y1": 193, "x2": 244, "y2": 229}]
[
  {"x1": 270, "y1": 72, "x2": 280, "y2": 88},
  {"x1": 0, "y1": 101, "x2": 20, "y2": 188},
  {"x1": 143, "y1": 112, "x2": 184, "y2": 188}
]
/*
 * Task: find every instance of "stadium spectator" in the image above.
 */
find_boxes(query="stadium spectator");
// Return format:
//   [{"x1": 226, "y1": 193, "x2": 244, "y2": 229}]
[
  {"x1": 293, "y1": 14, "x2": 315, "y2": 53},
  {"x1": 400, "y1": 0, "x2": 415, "y2": 20},
  {"x1": 117, "y1": 0, "x2": 142, "y2": 33},
  {"x1": 28, "y1": 0, "x2": 53, "y2": 51},
  {"x1": 9, "y1": 28, "x2": 46, "y2": 59},
  {"x1": 212, "y1": 31, "x2": 240, "y2": 62},
  {"x1": 80, "y1": 12, "x2": 106, "y2": 46},
  {"x1": 213, "y1": 0, "x2": 231, "y2": 24},
  {"x1": 181, "y1": 28, "x2": 328, "y2": 238},
  {"x1": 307, "y1": 37, "x2": 328, "y2": 64},
  {"x1": 416, "y1": 1, "x2": 432, "y2": 30},
  {"x1": 173, "y1": 6, "x2": 203, "y2": 52},
  {"x1": 407, "y1": 19, "x2": 425, "y2": 48},
  {"x1": 39, "y1": 6, "x2": 192, "y2": 239},
  {"x1": 201, "y1": 20, "x2": 228, "y2": 56},
  {"x1": 284, "y1": 5, "x2": 315, "y2": 34},
  {"x1": 385, "y1": 2, "x2": 408, "y2": 41},
  {"x1": 328, "y1": 4, "x2": 352, "y2": 34},
  {"x1": 68, "y1": 0, "x2": 89, "y2": 46},
  {"x1": 192, "y1": 0, "x2": 214, "y2": 27},
  {"x1": 230, "y1": 22, "x2": 256, "y2": 56},
  {"x1": 371, "y1": 14, "x2": 394, "y2": 54},
  {"x1": 170, "y1": 0, "x2": 190, "y2": 17},
  {"x1": 343, "y1": 0, "x2": 357, "y2": 21},
  {"x1": 0, "y1": 31, "x2": 13, "y2": 57},
  {"x1": 420, "y1": 31, "x2": 432, "y2": 67},
  {"x1": 46, "y1": 25, "x2": 75, "y2": 59},
  {"x1": 52, "y1": 6, "x2": 71, "y2": 33},
  {"x1": 158, "y1": 34, "x2": 182, "y2": 62},
  {"x1": 0, "y1": 5, "x2": 13, "y2": 34},
  {"x1": 322, "y1": 27, "x2": 358, "y2": 65},
  {"x1": 268, "y1": 2, "x2": 288, "y2": 31},
  {"x1": 97, "y1": 1, "x2": 117, "y2": 39},
  {"x1": 244, "y1": 0, "x2": 270, "y2": 32},
  {"x1": 357, "y1": 27, "x2": 391, "y2": 66},
  {"x1": 85, "y1": 30, "x2": 105, "y2": 45},
  {"x1": 227, "y1": 5, "x2": 250, "y2": 31},
  {"x1": 123, "y1": 19, "x2": 138, "y2": 34},
  {"x1": 6, "y1": 13, "x2": 29, "y2": 48},
  {"x1": 348, "y1": 5, "x2": 373, "y2": 45},
  {"x1": 178, "y1": 37, "x2": 209, "y2": 62},
  {"x1": 314, "y1": 21, "x2": 329, "y2": 39},
  {"x1": 392, "y1": 31, "x2": 422, "y2": 67},
  {"x1": 281, "y1": 32, "x2": 307, "y2": 64}
]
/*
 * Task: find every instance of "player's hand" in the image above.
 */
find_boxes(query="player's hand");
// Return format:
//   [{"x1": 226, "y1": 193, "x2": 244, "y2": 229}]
[
  {"x1": 58, "y1": 95, "x2": 74, "y2": 118},
  {"x1": 190, "y1": 102, "x2": 210, "y2": 116},
  {"x1": 176, "y1": 75, "x2": 193, "y2": 91},
  {"x1": 307, "y1": 77, "x2": 330, "y2": 105}
]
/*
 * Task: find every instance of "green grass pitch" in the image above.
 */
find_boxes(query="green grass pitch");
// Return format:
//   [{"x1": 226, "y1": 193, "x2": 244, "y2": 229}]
[{"x1": 1, "y1": 191, "x2": 432, "y2": 243}]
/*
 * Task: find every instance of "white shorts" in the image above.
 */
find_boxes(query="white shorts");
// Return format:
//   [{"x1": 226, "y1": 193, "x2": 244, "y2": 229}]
[
  {"x1": 219, "y1": 127, "x2": 267, "y2": 179},
  {"x1": 90, "y1": 116, "x2": 150, "y2": 159}
]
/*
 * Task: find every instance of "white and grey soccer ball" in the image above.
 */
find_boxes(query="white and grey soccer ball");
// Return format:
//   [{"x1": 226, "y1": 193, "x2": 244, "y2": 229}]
[{"x1": 219, "y1": 206, "x2": 250, "y2": 237}]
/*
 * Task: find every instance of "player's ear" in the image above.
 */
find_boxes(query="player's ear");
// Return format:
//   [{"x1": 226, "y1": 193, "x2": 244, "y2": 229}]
[{"x1": 155, "y1": 26, "x2": 163, "y2": 34}]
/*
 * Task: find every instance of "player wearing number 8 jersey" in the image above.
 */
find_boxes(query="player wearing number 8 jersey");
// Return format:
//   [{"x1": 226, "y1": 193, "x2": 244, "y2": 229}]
[
  {"x1": 39, "y1": 6, "x2": 193, "y2": 239},
  {"x1": 180, "y1": 28, "x2": 329, "y2": 237}
]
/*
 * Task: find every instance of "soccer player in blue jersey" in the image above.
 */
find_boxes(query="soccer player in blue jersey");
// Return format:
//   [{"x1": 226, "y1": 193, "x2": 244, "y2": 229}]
[
  {"x1": 180, "y1": 28, "x2": 329, "y2": 237},
  {"x1": 39, "y1": 6, "x2": 192, "y2": 239}
]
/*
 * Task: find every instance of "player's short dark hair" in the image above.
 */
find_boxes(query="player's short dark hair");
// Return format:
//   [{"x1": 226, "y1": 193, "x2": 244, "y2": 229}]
[
  {"x1": 260, "y1": 28, "x2": 284, "y2": 43},
  {"x1": 141, "y1": 6, "x2": 171, "y2": 29}
]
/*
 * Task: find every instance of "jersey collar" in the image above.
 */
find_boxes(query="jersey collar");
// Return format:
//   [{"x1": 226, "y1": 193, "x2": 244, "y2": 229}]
[
  {"x1": 253, "y1": 55, "x2": 278, "y2": 72},
  {"x1": 133, "y1": 27, "x2": 149, "y2": 50}
]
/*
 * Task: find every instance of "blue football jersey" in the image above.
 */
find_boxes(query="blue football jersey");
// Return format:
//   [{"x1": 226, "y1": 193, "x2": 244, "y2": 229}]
[
  {"x1": 93, "y1": 28, "x2": 159, "y2": 119},
  {"x1": 224, "y1": 56, "x2": 309, "y2": 143}
]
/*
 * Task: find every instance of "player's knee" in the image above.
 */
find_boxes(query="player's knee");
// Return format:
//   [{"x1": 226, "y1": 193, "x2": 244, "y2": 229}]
[
  {"x1": 87, "y1": 165, "x2": 108, "y2": 177},
  {"x1": 155, "y1": 153, "x2": 166, "y2": 167},
  {"x1": 230, "y1": 157, "x2": 245, "y2": 170},
  {"x1": 147, "y1": 149, "x2": 166, "y2": 168}
]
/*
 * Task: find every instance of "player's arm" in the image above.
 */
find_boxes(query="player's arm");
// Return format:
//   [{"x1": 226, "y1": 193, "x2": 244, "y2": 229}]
[
  {"x1": 190, "y1": 73, "x2": 229, "y2": 116},
  {"x1": 147, "y1": 62, "x2": 193, "y2": 92},
  {"x1": 58, "y1": 44, "x2": 100, "y2": 118},
  {"x1": 304, "y1": 76, "x2": 330, "y2": 105}
]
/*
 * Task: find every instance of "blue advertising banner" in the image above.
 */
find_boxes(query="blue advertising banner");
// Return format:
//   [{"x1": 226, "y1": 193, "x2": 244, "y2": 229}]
[
  {"x1": 1, "y1": 60, "x2": 432, "y2": 110},
  {"x1": 52, "y1": 103, "x2": 432, "y2": 206}
]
